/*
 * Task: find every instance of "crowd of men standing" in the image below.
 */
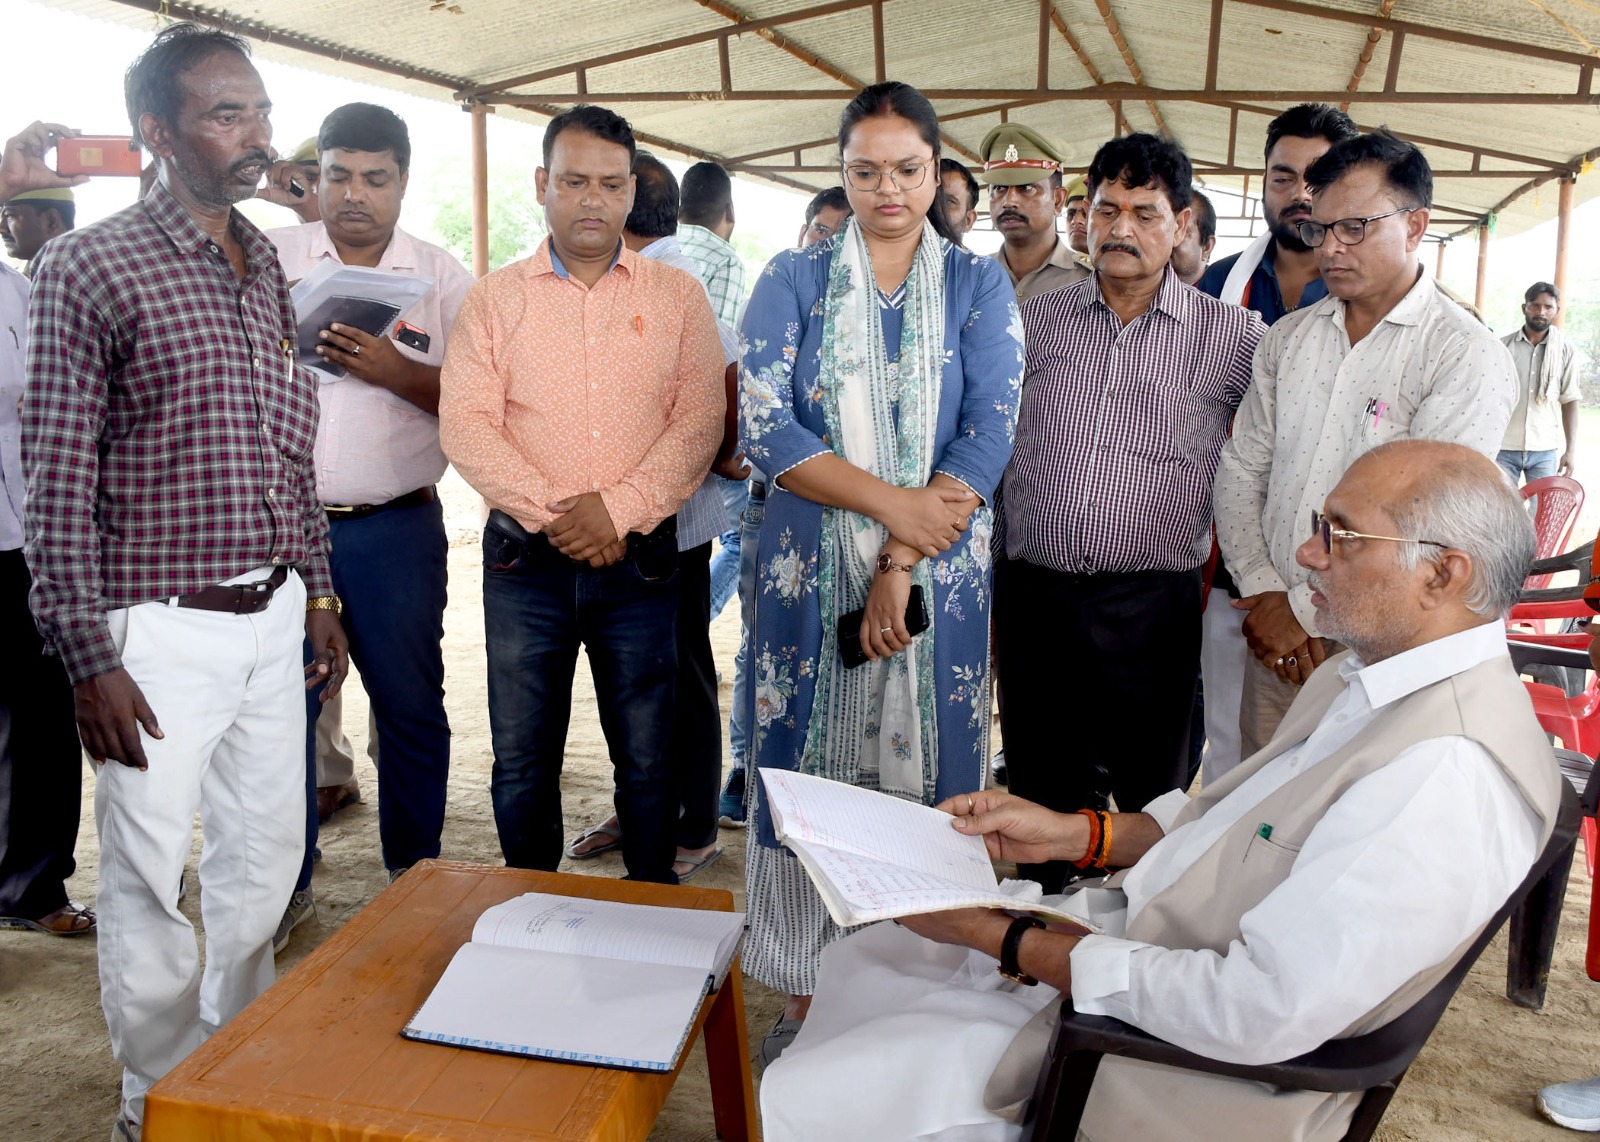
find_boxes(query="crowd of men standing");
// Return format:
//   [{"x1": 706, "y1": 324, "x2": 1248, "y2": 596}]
[{"x1": 0, "y1": 17, "x2": 1580, "y2": 1142}]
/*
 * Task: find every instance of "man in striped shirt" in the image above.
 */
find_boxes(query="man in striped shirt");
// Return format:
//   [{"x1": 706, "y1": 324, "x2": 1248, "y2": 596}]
[{"x1": 995, "y1": 133, "x2": 1265, "y2": 889}]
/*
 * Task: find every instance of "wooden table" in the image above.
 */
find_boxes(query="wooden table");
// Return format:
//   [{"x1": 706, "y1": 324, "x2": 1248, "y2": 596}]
[{"x1": 144, "y1": 861, "x2": 759, "y2": 1141}]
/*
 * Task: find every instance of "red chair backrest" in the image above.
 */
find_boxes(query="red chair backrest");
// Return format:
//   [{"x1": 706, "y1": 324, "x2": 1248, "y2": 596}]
[{"x1": 1522, "y1": 476, "x2": 1585, "y2": 591}]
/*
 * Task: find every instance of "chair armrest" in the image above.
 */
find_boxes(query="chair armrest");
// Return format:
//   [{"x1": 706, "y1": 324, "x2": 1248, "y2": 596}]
[
  {"x1": 1050, "y1": 1006, "x2": 1421, "y2": 1094},
  {"x1": 1509, "y1": 599, "x2": 1591, "y2": 620},
  {"x1": 1508, "y1": 640, "x2": 1593, "y2": 673}
]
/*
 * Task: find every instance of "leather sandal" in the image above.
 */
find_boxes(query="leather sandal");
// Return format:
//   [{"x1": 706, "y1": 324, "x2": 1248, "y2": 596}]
[{"x1": 0, "y1": 900, "x2": 96, "y2": 936}]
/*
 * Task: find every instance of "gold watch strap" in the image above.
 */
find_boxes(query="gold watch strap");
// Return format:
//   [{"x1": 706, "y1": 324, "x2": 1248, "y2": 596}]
[{"x1": 305, "y1": 595, "x2": 341, "y2": 614}]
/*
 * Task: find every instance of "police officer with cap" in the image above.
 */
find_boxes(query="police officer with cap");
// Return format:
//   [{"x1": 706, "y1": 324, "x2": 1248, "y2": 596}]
[
  {"x1": 0, "y1": 187, "x2": 73, "y2": 271},
  {"x1": 978, "y1": 123, "x2": 1087, "y2": 302}
]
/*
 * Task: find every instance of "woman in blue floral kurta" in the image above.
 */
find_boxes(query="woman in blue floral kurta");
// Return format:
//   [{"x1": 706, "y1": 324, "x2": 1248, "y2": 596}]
[{"x1": 738, "y1": 82, "x2": 1025, "y2": 1035}]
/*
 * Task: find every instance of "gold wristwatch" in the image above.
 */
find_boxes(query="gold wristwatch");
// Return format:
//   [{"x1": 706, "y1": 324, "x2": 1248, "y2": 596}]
[
  {"x1": 306, "y1": 595, "x2": 342, "y2": 614},
  {"x1": 876, "y1": 552, "x2": 914, "y2": 574}
]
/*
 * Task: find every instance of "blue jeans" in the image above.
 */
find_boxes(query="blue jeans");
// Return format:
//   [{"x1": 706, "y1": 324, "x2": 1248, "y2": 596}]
[
  {"x1": 482, "y1": 511, "x2": 680, "y2": 884},
  {"x1": 297, "y1": 497, "x2": 451, "y2": 890},
  {"x1": 708, "y1": 476, "x2": 748, "y2": 620},
  {"x1": 1497, "y1": 448, "x2": 1560, "y2": 485},
  {"x1": 727, "y1": 480, "x2": 766, "y2": 771}
]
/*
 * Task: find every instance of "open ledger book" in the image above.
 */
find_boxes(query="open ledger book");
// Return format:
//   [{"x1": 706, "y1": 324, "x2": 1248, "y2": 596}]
[
  {"x1": 402, "y1": 892, "x2": 744, "y2": 1072},
  {"x1": 761, "y1": 769, "x2": 1099, "y2": 931}
]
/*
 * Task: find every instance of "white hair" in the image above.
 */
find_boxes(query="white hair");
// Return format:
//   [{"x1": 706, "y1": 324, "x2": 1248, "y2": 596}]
[{"x1": 1382, "y1": 448, "x2": 1534, "y2": 617}]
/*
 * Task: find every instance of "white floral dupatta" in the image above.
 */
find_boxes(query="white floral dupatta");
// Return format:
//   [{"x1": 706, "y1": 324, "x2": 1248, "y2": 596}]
[{"x1": 801, "y1": 217, "x2": 946, "y2": 801}]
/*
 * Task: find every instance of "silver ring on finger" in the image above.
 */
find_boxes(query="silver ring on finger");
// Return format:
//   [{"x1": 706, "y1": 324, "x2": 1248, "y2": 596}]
[
  {"x1": 351, "y1": 344, "x2": 360, "y2": 356},
  {"x1": 879, "y1": 626, "x2": 893, "y2": 635},
  {"x1": 1286, "y1": 655, "x2": 1298, "y2": 666}
]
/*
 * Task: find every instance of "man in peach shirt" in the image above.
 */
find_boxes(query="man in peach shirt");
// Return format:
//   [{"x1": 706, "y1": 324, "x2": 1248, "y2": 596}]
[{"x1": 439, "y1": 105, "x2": 724, "y2": 884}]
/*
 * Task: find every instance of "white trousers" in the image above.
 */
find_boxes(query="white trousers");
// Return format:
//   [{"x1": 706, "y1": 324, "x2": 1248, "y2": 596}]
[
  {"x1": 1199, "y1": 587, "x2": 1248, "y2": 787},
  {"x1": 94, "y1": 569, "x2": 307, "y2": 1126}
]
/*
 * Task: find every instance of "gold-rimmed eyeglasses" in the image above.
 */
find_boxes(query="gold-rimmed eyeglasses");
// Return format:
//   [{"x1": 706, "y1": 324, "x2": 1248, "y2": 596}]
[{"x1": 1310, "y1": 510, "x2": 1446, "y2": 553}]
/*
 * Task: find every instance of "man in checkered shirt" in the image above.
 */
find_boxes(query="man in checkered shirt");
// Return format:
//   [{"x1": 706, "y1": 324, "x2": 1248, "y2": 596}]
[
  {"x1": 21, "y1": 25, "x2": 348, "y2": 1141},
  {"x1": 994, "y1": 133, "x2": 1265, "y2": 891}
]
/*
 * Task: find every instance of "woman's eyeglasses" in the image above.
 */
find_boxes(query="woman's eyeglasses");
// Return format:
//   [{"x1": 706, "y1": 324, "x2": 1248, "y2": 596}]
[{"x1": 841, "y1": 159, "x2": 934, "y2": 193}]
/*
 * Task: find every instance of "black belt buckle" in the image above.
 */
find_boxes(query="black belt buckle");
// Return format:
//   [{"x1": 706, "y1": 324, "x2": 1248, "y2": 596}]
[{"x1": 228, "y1": 578, "x2": 274, "y2": 614}]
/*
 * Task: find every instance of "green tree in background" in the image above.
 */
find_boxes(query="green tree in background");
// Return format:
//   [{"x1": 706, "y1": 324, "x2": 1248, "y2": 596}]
[{"x1": 415, "y1": 152, "x2": 546, "y2": 272}]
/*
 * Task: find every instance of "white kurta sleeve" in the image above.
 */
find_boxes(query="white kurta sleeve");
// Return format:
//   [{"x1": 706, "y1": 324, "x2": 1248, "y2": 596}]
[{"x1": 1069, "y1": 738, "x2": 1539, "y2": 1065}]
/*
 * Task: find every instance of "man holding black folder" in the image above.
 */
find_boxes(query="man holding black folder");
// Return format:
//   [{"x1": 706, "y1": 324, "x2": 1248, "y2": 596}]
[{"x1": 267, "y1": 102, "x2": 474, "y2": 948}]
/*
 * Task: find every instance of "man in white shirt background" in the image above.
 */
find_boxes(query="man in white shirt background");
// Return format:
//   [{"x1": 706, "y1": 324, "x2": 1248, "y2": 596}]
[
  {"x1": 1498, "y1": 280, "x2": 1582, "y2": 485},
  {"x1": 0, "y1": 122, "x2": 93, "y2": 939},
  {"x1": 761, "y1": 439, "x2": 1557, "y2": 1142},
  {"x1": 1213, "y1": 129, "x2": 1516, "y2": 756},
  {"x1": 267, "y1": 102, "x2": 475, "y2": 950}
]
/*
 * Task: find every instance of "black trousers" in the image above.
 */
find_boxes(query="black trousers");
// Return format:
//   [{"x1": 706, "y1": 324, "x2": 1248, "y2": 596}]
[
  {"x1": 994, "y1": 557, "x2": 1201, "y2": 888},
  {"x1": 0, "y1": 548, "x2": 82, "y2": 919},
  {"x1": 674, "y1": 542, "x2": 722, "y2": 851}
]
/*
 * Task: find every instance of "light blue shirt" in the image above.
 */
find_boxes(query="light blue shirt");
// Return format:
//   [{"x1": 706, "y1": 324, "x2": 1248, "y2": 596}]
[{"x1": 0, "y1": 261, "x2": 29, "y2": 550}]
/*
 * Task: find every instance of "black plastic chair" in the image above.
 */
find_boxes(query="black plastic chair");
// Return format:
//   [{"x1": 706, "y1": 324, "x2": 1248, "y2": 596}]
[{"x1": 1020, "y1": 782, "x2": 1581, "y2": 1142}]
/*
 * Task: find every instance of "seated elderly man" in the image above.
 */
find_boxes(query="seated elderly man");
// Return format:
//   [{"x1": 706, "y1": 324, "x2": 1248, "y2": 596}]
[{"x1": 762, "y1": 439, "x2": 1559, "y2": 1142}]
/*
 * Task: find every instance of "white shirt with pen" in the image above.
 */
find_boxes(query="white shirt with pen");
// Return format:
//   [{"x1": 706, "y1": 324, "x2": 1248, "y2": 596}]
[
  {"x1": 268, "y1": 221, "x2": 476, "y2": 507},
  {"x1": 1213, "y1": 268, "x2": 1516, "y2": 634},
  {"x1": 0, "y1": 262, "x2": 29, "y2": 550},
  {"x1": 1071, "y1": 621, "x2": 1538, "y2": 1065}
]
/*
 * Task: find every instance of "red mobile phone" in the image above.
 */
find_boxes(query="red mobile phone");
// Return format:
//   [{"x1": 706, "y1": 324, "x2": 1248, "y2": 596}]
[{"x1": 56, "y1": 136, "x2": 143, "y2": 177}]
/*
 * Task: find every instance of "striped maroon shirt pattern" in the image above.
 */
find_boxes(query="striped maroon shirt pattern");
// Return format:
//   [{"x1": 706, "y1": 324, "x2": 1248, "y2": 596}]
[
  {"x1": 22, "y1": 181, "x2": 330, "y2": 683},
  {"x1": 1001, "y1": 269, "x2": 1264, "y2": 576}
]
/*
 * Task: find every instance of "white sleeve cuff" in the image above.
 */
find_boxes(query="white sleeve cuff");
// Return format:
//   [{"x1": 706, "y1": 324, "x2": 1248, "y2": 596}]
[
  {"x1": 1070, "y1": 935, "x2": 1142, "y2": 1022},
  {"x1": 1142, "y1": 789, "x2": 1192, "y2": 835}
]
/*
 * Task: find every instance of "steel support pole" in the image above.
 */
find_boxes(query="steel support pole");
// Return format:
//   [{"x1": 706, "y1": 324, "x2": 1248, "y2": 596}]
[{"x1": 471, "y1": 104, "x2": 490, "y2": 279}]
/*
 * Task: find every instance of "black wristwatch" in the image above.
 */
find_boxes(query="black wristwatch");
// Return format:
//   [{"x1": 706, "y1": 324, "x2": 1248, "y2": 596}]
[{"x1": 998, "y1": 915, "x2": 1045, "y2": 985}]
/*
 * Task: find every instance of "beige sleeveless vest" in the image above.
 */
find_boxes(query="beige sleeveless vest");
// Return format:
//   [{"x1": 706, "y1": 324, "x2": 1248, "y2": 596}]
[{"x1": 988, "y1": 645, "x2": 1561, "y2": 1142}]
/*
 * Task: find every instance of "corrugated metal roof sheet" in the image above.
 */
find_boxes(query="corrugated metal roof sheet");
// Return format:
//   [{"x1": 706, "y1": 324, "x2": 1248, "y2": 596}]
[{"x1": 39, "y1": 0, "x2": 1600, "y2": 239}]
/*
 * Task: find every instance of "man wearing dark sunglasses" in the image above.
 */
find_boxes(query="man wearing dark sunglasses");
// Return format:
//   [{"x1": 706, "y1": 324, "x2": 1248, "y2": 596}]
[{"x1": 1214, "y1": 129, "x2": 1516, "y2": 756}]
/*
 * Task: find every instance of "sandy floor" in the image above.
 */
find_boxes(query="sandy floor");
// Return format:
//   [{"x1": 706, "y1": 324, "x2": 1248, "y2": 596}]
[{"x1": 4, "y1": 470, "x2": 1600, "y2": 1141}]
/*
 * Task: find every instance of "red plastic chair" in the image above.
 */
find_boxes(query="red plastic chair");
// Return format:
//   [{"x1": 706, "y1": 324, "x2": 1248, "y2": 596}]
[
  {"x1": 1520, "y1": 475, "x2": 1585, "y2": 591},
  {"x1": 1512, "y1": 638, "x2": 1600, "y2": 877}
]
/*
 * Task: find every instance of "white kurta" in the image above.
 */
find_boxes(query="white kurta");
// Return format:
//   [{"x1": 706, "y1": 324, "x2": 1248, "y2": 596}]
[{"x1": 761, "y1": 623, "x2": 1540, "y2": 1141}]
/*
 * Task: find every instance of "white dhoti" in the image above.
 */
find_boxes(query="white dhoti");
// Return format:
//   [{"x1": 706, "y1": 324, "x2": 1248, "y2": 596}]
[{"x1": 761, "y1": 882, "x2": 1120, "y2": 1142}]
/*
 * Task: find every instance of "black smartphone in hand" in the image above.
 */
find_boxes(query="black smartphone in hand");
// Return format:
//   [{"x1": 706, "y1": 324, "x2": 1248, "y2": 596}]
[{"x1": 837, "y1": 584, "x2": 930, "y2": 669}]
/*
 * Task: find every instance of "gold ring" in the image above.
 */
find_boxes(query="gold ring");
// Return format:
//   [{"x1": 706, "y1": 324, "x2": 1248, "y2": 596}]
[
  {"x1": 879, "y1": 626, "x2": 893, "y2": 634},
  {"x1": 966, "y1": 795, "x2": 975, "y2": 814}
]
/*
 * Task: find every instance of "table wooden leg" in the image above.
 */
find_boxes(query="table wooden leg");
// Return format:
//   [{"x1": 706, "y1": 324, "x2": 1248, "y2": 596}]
[{"x1": 704, "y1": 963, "x2": 759, "y2": 1141}]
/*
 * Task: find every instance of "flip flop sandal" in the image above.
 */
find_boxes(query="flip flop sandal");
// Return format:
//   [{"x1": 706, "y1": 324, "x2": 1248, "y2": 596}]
[
  {"x1": 564, "y1": 819, "x2": 624, "y2": 860},
  {"x1": 760, "y1": 1017, "x2": 805, "y2": 1066},
  {"x1": 673, "y1": 846, "x2": 724, "y2": 883},
  {"x1": 0, "y1": 900, "x2": 96, "y2": 936}
]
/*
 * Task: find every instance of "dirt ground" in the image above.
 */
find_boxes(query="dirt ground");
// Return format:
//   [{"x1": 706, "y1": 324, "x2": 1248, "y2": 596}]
[{"x1": 4, "y1": 470, "x2": 1600, "y2": 1141}]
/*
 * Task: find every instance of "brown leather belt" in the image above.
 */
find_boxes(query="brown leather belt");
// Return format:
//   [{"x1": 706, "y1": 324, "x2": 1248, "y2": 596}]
[
  {"x1": 174, "y1": 565, "x2": 289, "y2": 615},
  {"x1": 324, "y1": 485, "x2": 437, "y2": 522}
]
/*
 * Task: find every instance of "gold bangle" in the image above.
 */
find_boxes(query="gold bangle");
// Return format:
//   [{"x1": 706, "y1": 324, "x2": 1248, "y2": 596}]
[{"x1": 305, "y1": 596, "x2": 341, "y2": 614}]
